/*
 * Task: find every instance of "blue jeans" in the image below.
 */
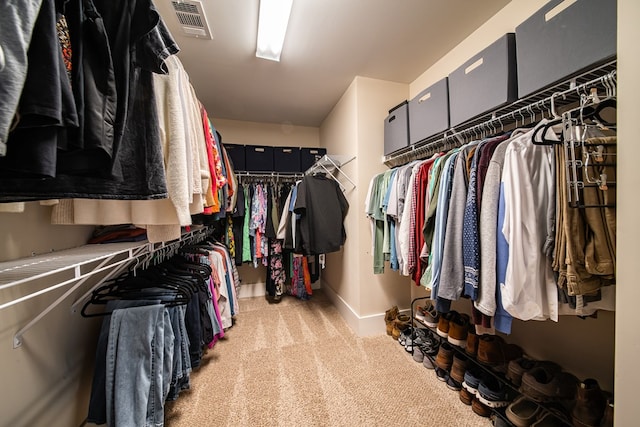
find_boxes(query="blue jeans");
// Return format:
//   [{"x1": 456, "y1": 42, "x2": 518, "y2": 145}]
[
  {"x1": 87, "y1": 299, "x2": 160, "y2": 425},
  {"x1": 106, "y1": 304, "x2": 174, "y2": 427}
]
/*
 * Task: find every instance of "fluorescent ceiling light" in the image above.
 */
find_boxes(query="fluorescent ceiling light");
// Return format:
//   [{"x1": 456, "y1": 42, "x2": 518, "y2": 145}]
[{"x1": 256, "y1": 0, "x2": 293, "y2": 62}]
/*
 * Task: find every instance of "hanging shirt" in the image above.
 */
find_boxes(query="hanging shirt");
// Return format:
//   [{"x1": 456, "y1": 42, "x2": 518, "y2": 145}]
[
  {"x1": 501, "y1": 124, "x2": 558, "y2": 322},
  {"x1": 294, "y1": 174, "x2": 349, "y2": 255}
]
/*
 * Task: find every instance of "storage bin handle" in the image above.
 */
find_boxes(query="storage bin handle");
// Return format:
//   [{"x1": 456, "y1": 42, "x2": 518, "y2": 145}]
[
  {"x1": 465, "y1": 57, "x2": 484, "y2": 75},
  {"x1": 388, "y1": 115, "x2": 396, "y2": 123},
  {"x1": 418, "y1": 92, "x2": 432, "y2": 103},
  {"x1": 545, "y1": 0, "x2": 577, "y2": 22}
]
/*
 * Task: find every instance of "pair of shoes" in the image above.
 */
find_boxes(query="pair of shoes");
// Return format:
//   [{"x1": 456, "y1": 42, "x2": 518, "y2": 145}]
[
  {"x1": 391, "y1": 314, "x2": 410, "y2": 340},
  {"x1": 477, "y1": 335, "x2": 523, "y2": 367},
  {"x1": 384, "y1": 305, "x2": 399, "y2": 336},
  {"x1": 436, "y1": 311, "x2": 457, "y2": 338},
  {"x1": 571, "y1": 378, "x2": 607, "y2": 427},
  {"x1": 520, "y1": 363, "x2": 578, "y2": 402},
  {"x1": 506, "y1": 395, "x2": 541, "y2": 427},
  {"x1": 416, "y1": 303, "x2": 439, "y2": 328}
]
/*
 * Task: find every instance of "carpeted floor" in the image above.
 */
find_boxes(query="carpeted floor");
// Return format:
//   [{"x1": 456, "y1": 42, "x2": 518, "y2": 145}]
[{"x1": 165, "y1": 290, "x2": 492, "y2": 427}]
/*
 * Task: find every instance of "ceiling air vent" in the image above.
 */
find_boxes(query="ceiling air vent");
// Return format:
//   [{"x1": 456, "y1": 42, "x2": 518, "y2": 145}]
[{"x1": 170, "y1": 0, "x2": 213, "y2": 39}]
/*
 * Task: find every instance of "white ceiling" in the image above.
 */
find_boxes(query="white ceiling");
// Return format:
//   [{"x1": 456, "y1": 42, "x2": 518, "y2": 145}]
[{"x1": 155, "y1": 0, "x2": 511, "y2": 128}]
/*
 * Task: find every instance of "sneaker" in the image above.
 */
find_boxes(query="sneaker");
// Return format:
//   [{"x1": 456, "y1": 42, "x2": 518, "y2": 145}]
[
  {"x1": 520, "y1": 364, "x2": 578, "y2": 402},
  {"x1": 436, "y1": 311, "x2": 456, "y2": 338},
  {"x1": 446, "y1": 375, "x2": 462, "y2": 391},
  {"x1": 434, "y1": 341, "x2": 454, "y2": 371},
  {"x1": 462, "y1": 367, "x2": 484, "y2": 395},
  {"x1": 422, "y1": 303, "x2": 439, "y2": 328},
  {"x1": 477, "y1": 376, "x2": 512, "y2": 408},
  {"x1": 448, "y1": 312, "x2": 470, "y2": 347},
  {"x1": 506, "y1": 357, "x2": 539, "y2": 387},
  {"x1": 435, "y1": 367, "x2": 449, "y2": 382},
  {"x1": 398, "y1": 328, "x2": 412, "y2": 347},
  {"x1": 506, "y1": 395, "x2": 541, "y2": 427},
  {"x1": 449, "y1": 353, "x2": 469, "y2": 384},
  {"x1": 423, "y1": 353, "x2": 436, "y2": 370},
  {"x1": 412, "y1": 346, "x2": 425, "y2": 363},
  {"x1": 459, "y1": 387, "x2": 474, "y2": 406},
  {"x1": 571, "y1": 378, "x2": 607, "y2": 427}
]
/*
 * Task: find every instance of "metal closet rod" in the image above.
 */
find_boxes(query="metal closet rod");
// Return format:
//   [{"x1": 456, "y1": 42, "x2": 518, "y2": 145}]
[{"x1": 384, "y1": 64, "x2": 617, "y2": 167}]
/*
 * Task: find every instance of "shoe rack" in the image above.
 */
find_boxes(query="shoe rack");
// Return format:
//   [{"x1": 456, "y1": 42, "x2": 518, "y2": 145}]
[{"x1": 409, "y1": 296, "x2": 574, "y2": 427}]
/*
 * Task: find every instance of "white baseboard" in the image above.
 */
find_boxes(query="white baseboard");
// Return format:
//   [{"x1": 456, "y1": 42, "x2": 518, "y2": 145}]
[
  {"x1": 238, "y1": 280, "x2": 322, "y2": 299},
  {"x1": 321, "y1": 284, "x2": 410, "y2": 337}
]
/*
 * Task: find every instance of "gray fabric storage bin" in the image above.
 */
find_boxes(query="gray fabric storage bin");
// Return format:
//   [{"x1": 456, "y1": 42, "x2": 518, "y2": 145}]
[
  {"x1": 409, "y1": 78, "x2": 449, "y2": 145},
  {"x1": 516, "y1": 0, "x2": 617, "y2": 97},
  {"x1": 448, "y1": 33, "x2": 517, "y2": 127},
  {"x1": 384, "y1": 101, "x2": 409, "y2": 156}
]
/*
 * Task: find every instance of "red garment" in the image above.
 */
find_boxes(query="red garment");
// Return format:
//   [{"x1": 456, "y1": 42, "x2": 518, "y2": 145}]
[{"x1": 410, "y1": 157, "x2": 438, "y2": 284}]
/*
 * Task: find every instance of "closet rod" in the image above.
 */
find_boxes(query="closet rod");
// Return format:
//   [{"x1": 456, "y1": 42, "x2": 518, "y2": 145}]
[
  {"x1": 236, "y1": 171, "x2": 304, "y2": 180},
  {"x1": 384, "y1": 60, "x2": 617, "y2": 167}
]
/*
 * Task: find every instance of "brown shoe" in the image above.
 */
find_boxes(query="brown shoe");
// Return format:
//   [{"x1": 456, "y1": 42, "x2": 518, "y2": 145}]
[
  {"x1": 384, "y1": 305, "x2": 399, "y2": 336},
  {"x1": 459, "y1": 387, "x2": 474, "y2": 406},
  {"x1": 450, "y1": 352, "x2": 469, "y2": 384},
  {"x1": 391, "y1": 314, "x2": 410, "y2": 340},
  {"x1": 472, "y1": 397, "x2": 492, "y2": 417},
  {"x1": 477, "y1": 335, "x2": 522, "y2": 366},
  {"x1": 571, "y1": 378, "x2": 606, "y2": 427},
  {"x1": 437, "y1": 311, "x2": 456, "y2": 338},
  {"x1": 448, "y1": 313, "x2": 470, "y2": 347},
  {"x1": 434, "y1": 341, "x2": 454, "y2": 371},
  {"x1": 465, "y1": 329, "x2": 479, "y2": 358}
]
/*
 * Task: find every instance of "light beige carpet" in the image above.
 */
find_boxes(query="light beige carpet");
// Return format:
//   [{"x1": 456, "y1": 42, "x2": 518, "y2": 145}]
[{"x1": 165, "y1": 290, "x2": 492, "y2": 427}]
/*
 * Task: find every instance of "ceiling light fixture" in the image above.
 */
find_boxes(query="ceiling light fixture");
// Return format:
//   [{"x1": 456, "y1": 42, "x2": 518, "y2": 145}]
[{"x1": 256, "y1": 0, "x2": 293, "y2": 62}]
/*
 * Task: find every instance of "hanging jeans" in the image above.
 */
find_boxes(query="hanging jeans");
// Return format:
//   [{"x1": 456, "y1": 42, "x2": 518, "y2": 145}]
[
  {"x1": 106, "y1": 304, "x2": 174, "y2": 427},
  {"x1": 87, "y1": 299, "x2": 160, "y2": 425}
]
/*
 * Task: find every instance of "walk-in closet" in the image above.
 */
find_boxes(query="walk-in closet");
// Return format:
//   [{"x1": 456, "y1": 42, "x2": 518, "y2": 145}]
[{"x1": 0, "y1": 0, "x2": 636, "y2": 426}]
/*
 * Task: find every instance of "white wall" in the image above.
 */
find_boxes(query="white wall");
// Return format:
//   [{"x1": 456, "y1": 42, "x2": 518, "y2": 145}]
[
  {"x1": 320, "y1": 77, "x2": 412, "y2": 334},
  {"x1": 614, "y1": 0, "x2": 638, "y2": 424}
]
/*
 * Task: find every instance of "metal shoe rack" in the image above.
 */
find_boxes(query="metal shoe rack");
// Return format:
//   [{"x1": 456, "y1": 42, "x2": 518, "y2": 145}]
[{"x1": 409, "y1": 296, "x2": 573, "y2": 427}]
